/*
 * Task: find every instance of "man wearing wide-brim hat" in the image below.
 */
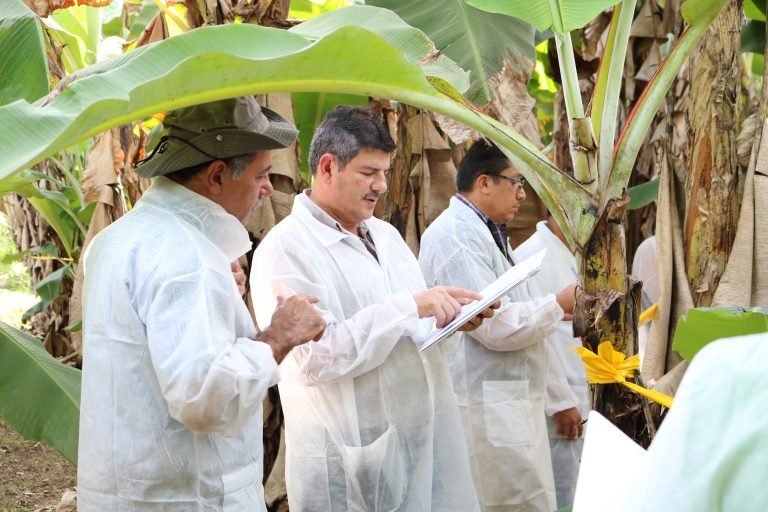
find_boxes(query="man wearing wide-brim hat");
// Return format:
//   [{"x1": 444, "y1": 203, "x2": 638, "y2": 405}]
[{"x1": 77, "y1": 96, "x2": 326, "y2": 512}]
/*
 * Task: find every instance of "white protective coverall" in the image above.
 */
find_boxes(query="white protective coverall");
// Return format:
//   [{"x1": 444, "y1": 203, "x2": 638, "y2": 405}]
[
  {"x1": 628, "y1": 332, "x2": 768, "y2": 512},
  {"x1": 516, "y1": 221, "x2": 590, "y2": 509},
  {"x1": 250, "y1": 192, "x2": 480, "y2": 512},
  {"x1": 78, "y1": 177, "x2": 279, "y2": 511},
  {"x1": 418, "y1": 197, "x2": 578, "y2": 512}
]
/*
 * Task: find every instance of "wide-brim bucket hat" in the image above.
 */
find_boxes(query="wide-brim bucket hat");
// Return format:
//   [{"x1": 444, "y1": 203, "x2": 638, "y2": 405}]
[{"x1": 135, "y1": 96, "x2": 298, "y2": 178}]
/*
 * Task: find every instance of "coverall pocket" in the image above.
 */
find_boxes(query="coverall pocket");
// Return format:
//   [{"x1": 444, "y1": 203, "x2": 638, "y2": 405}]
[
  {"x1": 339, "y1": 425, "x2": 407, "y2": 512},
  {"x1": 482, "y1": 380, "x2": 534, "y2": 446}
]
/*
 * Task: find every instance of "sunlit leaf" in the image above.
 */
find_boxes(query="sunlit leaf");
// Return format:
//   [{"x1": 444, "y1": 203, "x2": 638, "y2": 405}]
[
  {"x1": 0, "y1": 0, "x2": 50, "y2": 105},
  {"x1": 289, "y1": 0, "x2": 350, "y2": 20},
  {"x1": 745, "y1": 0, "x2": 766, "y2": 21},
  {"x1": 366, "y1": 0, "x2": 534, "y2": 104},
  {"x1": 290, "y1": 6, "x2": 470, "y2": 93},
  {"x1": 0, "y1": 321, "x2": 81, "y2": 464},
  {"x1": 43, "y1": 5, "x2": 103, "y2": 72},
  {"x1": 127, "y1": 0, "x2": 159, "y2": 38},
  {"x1": 672, "y1": 308, "x2": 768, "y2": 361},
  {"x1": 0, "y1": 13, "x2": 469, "y2": 183},
  {"x1": 681, "y1": 0, "x2": 733, "y2": 25},
  {"x1": 465, "y1": 0, "x2": 621, "y2": 33},
  {"x1": 0, "y1": 8, "x2": 587, "y2": 247}
]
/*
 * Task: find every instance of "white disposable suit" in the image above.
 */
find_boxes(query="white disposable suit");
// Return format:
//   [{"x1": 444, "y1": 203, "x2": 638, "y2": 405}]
[
  {"x1": 628, "y1": 333, "x2": 768, "y2": 512},
  {"x1": 516, "y1": 221, "x2": 590, "y2": 509},
  {"x1": 418, "y1": 197, "x2": 578, "y2": 512},
  {"x1": 78, "y1": 177, "x2": 279, "y2": 511},
  {"x1": 250, "y1": 192, "x2": 480, "y2": 512}
]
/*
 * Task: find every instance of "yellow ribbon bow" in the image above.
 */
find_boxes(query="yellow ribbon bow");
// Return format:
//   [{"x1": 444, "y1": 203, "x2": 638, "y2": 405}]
[{"x1": 572, "y1": 341, "x2": 674, "y2": 409}]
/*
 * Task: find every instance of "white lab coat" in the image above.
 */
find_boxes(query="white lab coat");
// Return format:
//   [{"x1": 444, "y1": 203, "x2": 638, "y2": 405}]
[
  {"x1": 418, "y1": 197, "x2": 577, "y2": 512},
  {"x1": 517, "y1": 221, "x2": 590, "y2": 509},
  {"x1": 78, "y1": 177, "x2": 279, "y2": 511},
  {"x1": 629, "y1": 333, "x2": 768, "y2": 512},
  {"x1": 250, "y1": 191, "x2": 479, "y2": 512}
]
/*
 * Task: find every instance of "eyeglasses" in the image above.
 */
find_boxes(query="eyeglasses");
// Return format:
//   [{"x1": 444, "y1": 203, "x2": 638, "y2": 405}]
[{"x1": 485, "y1": 173, "x2": 526, "y2": 190}]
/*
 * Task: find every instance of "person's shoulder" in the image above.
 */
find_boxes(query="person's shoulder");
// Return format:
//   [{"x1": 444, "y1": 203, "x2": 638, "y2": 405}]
[
  {"x1": 87, "y1": 210, "x2": 202, "y2": 281},
  {"x1": 422, "y1": 203, "x2": 463, "y2": 238},
  {"x1": 515, "y1": 231, "x2": 545, "y2": 260},
  {"x1": 366, "y1": 216, "x2": 400, "y2": 236},
  {"x1": 254, "y1": 212, "x2": 304, "y2": 251}
]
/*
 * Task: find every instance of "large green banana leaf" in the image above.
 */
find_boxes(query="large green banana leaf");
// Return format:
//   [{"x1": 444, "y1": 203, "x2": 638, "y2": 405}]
[
  {"x1": 0, "y1": 6, "x2": 586, "y2": 246},
  {"x1": 465, "y1": 0, "x2": 621, "y2": 33},
  {"x1": 672, "y1": 308, "x2": 768, "y2": 362},
  {"x1": 42, "y1": 4, "x2": 103, "y2": 73},
  {"x1": 289, "y1": 6, "x2": 469, "y2": 89},
  {"x1": 0, "y1": 0, "x2": 49, "y2": 105},
  {"x1": 290, "y1": 0, "x2": 351, "y2": 20},
  {"x1": 0, "y1": 321, "x2": 81, "y2": 464},
  {"x1": 365, "y1": 0, "x2": 535, "y2": 105}
]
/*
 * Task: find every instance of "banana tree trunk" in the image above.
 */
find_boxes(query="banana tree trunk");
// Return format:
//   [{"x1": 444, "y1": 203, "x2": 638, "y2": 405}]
[
  {"x1": 573, "y1": 194, "x2": 649, "y2": 443},
  {"x1": 683, "y1": 0, "x2": 741, "y2": 308}
]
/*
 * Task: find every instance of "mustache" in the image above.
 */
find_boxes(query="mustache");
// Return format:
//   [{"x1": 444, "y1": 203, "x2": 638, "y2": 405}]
[{"x1": 364, "y1": 193, "x2": 380, "y2": 201}]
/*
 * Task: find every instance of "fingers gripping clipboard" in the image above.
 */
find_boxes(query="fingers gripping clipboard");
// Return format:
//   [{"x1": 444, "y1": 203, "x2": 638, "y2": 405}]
[{"x1": 420, "y1": 249, "x2": 546, "y2": 351}]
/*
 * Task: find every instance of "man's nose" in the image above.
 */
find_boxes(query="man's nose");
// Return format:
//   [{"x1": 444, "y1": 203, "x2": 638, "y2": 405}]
[
  {"x1": 261, "y1": 178, "x2": 275, "y2": 198},
  {"x1": 372, "y1": 172, "x2": 388, "y2": 193}
]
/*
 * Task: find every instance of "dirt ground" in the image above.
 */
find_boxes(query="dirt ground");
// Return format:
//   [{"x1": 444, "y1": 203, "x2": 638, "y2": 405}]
[{"x1": 0, "y1": 419, "x2": 76, "y2": 511}]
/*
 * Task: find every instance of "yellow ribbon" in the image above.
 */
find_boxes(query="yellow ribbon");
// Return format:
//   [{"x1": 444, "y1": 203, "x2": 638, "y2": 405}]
[
  {"x1": 639, "y1": 303, "x2": 658, "y2": 326},
  {"x1": 572, "y1": 341, "x2": 674, "y2": 409}
]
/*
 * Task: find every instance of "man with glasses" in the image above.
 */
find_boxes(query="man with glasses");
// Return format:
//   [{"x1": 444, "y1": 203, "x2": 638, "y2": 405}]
[{"x1": 419, "y1": 139, "x2": 582, "y2": 512}]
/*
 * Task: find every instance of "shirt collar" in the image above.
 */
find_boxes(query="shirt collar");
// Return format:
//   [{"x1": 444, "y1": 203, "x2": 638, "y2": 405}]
[
  {"x1": 294, "y1": 190, "x2": 371, "y2": 244},
  {"x1": 455, "y1": 193, "x2": 512, "y2": 263},
  {"x1": 139, "y1": 177, "x2": 252, "y2": 261},
  {"x1": 455, "y1": 192, "x2": 492, "y2": 225}
]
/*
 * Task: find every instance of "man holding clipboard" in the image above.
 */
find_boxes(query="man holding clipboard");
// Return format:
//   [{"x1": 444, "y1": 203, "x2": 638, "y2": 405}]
[
  {"x1": 250, "y1": 107, "x2": 498, "y2": 511},
  {"x1": 419, "y1": 140, "x2": 582, "y2": 512}
]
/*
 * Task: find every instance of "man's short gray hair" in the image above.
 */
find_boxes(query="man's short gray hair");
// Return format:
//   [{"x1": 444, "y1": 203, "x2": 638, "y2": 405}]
[
  {"x1": 309, "y1": 106, "x2": 396, "y2": 174},
  {"x1": 226, "y1": 154, "x2": 256, "y2": 180},
  {"x1": 164, "y1": 153, "x2": 258, "y2": 183}
]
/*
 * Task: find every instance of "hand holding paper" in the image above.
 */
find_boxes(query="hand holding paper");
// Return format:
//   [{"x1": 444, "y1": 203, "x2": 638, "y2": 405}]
[
  {"x1": 420, "y1": 249, "x2": 547, "y2": 351},
  {"x1": 457, "y1": 300, "x2": 501, "y2": 332},
  {"x1": 413, "y1": 286, "x2": 482, "y2": 328}
]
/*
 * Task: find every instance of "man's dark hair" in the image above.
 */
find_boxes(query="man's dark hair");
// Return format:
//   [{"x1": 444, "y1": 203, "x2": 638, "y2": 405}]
[
  {"x1": 456, "y1": 139, "x2": 512, "y2": 193},
  {"x1": 309, "y1": 106, "x2": 396, "y2": 175},
  {"x1": 165, "y1": 153, "x2": 257, "y2": 183}
]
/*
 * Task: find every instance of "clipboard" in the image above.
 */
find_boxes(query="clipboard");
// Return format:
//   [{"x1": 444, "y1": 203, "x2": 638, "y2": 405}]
[{"x1": 420, "y1": 249, "x2": 547, "y2": 351}]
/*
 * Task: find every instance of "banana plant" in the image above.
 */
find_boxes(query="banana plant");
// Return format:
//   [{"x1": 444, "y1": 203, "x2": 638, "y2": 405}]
[
  {"x1": 0, "y1": 0, "x2": 731, "y2": 352},
  {"x1": 0, "y1": 0, "x2": 731, "y2": 455},
  {"x1": 465, "y1": 0, "x2": 729, "y2": 359}
]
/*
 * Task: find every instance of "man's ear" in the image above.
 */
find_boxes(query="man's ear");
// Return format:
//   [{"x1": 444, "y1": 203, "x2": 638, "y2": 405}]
[
  {"x1": 315, "y1": 153, "x2": 337, "y2": 183},
  {"x1": 200, "y1": 160, "x2": 229, "y2": 195},
  {"x1": 474, "y1": 173, "x2": 492, "y2": 195}
]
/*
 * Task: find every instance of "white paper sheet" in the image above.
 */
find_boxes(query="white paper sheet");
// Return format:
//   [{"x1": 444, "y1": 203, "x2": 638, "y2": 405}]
[
  {"x1": 419, "y1": 249, "x2": 547, "y2": 351},
  {"x1": 572, "y1": 411, "x2": 647, "y2": 512}
]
